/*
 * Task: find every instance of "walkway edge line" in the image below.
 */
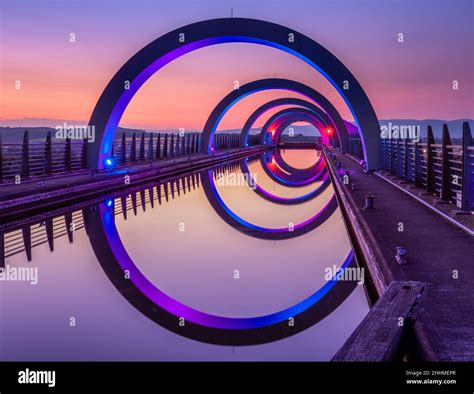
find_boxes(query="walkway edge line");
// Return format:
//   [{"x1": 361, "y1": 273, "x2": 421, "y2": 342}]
[
  {"x1": 374, "y1": 172, "x2": 474, "y2": 237},
  {"x1": 323, "y1": 147, "x2": 389, "y2": 299}
]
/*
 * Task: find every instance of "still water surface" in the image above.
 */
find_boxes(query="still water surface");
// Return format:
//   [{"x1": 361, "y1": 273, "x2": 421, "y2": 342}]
[{"x1": 0, "y1": 149, "x2": 369, "y2": 360}]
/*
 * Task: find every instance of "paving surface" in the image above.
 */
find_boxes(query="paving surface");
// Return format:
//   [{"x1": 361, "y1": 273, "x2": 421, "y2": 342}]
[
  {"x1": 376, "y1": 169, "x2": 474, "y2": 232},
  {"x1": 329, "y1": 148, "x2": 474, "y2": 361}
]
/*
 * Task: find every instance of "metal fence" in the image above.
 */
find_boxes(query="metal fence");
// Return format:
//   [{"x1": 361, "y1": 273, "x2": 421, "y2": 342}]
[
  {"x1": 0, "y1": 130, "x2": 242, "y2": 183},
  {"x1": 379, "y1": 122, "x2": 474, "y2": 212}
]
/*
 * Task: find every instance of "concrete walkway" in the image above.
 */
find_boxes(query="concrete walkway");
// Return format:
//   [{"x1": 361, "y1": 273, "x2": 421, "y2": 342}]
[{"x1": 329, "y1": 147, "x2": 474, "y2": 361}]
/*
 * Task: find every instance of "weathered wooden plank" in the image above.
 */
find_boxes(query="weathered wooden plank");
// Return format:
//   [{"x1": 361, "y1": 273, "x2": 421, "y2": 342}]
[{"x1": 332, "y1": 281, "x2": 425, "y2": 361}]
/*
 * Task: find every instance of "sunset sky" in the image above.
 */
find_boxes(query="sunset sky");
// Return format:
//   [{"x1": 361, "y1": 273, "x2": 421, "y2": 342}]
[{"x1": 0, "y1": 0, "x2": 472, "y2": 131}]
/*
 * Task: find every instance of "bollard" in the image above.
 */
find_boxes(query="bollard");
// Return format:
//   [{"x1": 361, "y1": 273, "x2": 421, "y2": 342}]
[
  {"x1": 395, "y1": 246, "x2": 407, "y2": 265},
  {"x1": 364, "y1": 193, "x2": 375, "y2": 209}
]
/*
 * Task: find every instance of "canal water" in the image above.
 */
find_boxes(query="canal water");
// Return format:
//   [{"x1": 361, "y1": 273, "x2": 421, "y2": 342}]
[{"x1": 0, "y1": 149, "x2": 370, "y2": 361}]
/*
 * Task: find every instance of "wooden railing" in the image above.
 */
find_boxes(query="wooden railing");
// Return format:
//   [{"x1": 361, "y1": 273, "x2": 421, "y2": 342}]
[
  {"x1": 379, "y1": 122, "x2": 474, "y2": 211},
  {"x1": 0, "y1": 130, "x2": 243, "y2": 183}
]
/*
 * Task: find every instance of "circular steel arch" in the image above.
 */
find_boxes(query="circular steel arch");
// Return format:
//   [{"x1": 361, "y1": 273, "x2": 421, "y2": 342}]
[
  {"x1": 259, "y1": 107, "x2": 328, "y2": 145},
  {"x1": 83, "y1": 188, "x2": 354, "y2": 346},
  {"x1": 273, "y1": 148, "x2": 323, "y2": 173},
  {"x1": 240, "y1": 97, "x2": 338, "y2": 147},
  {"x1": 255, "y1": 107, "x2": 330, "y2": 187},
  {"x1": 239, "y1": 156, "x2": 331, "y2": 205},
  {"x1": 87, "y1": 18, "x2": 379, "y2": 171},
  {"x1": 201, "y1": 168, "x2": 338, "y2": 240},
  {"x1": 203, "y1": 78, "x2": 349, "y2": 154},
  {"x1": 260, "y1": 149, "x2": 326, "y2": 187}
]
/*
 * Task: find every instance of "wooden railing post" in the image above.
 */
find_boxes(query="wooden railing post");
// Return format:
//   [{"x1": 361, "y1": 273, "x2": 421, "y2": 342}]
[
  {"x1": 156, "y1": 133, "x2": 161, "y2": 159},
  {"x1": 191, "y1": 134, "x2": 196, "y2": 154},
  {"x1": 186, "y1": 133, "x2": 191, "y2": 155},
  {"x1": 461, "y1": 122, "x2": 474, "y2": 211},
  {"x1": 170, "y1": 133, "x2": 175, "y2": 157},
  {"x1": 44, "y1": 130, "x2": 52, "y2": 174},
  {"x1": 389, "y1": 140, "x2": 395, "y2": 174},
  {"x1": 413, "y1": 142, "x2": 420, "y2": 186},
  {"x1": 397, "y1": 140, "x2": 402, "y2": 177},
  {"x1": 175, "y1": 134, "x2": 180, "y2": 156},
  {"x1": 21, "y1": 130, "x2": 30, "y2": 178},
  {"x1": 148, "y1": 133, "x2": 154, "y2": 161},
  {"x1": 440, "y1": 124, "x2": 452, "y2": 201},
  {"x1": 65, "y1": 136, "x2": 72, "y2": 172},
  {"x1": 379, "y1": 139, "x2": 384, "y2": 170},
  {"x1": 121, "y1": 132, "x2": 127, "y2": 163},
  {"x1": 130, "y1": 132, "x2": 137, "y2": 162},
  {"x1": 81, "y1": 137, "x2": 88, "y2": 169},
  {"x1": 139, "y1": 132, "x2": 145, "y2": 161},
  {"x1": 163, "y1": 133, "x2": 168, "y2": 158},
  {"x1": 403, "y1": 139, "x2": 409, "y2": 179},
  {"x1": 425, "y1": 126, "x2": 435, "y2": 193}
]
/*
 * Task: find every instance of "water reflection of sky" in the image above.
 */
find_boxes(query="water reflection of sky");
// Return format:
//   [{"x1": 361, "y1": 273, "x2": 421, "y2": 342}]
[{"x1": 0, "y1": 150, "x2": 369, "y2": 361}]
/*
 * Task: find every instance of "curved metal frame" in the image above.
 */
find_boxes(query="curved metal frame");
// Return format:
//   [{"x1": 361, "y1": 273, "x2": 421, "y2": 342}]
[
  {"x1": 239, "y1": 97, "x2": 338, "y2": 148},
  {"x1": 260, "y1": 149, "x2": 327, "y2": 187},
  {"x1": 87, "y1": 18, "x2": 380, "y2": 170},
  {"x1": 84, "y1": 187, "x2": 354, "y2": 346},
  {"x1": 239, "y1": 156, "x2": 331, "y2": 205},
  {"x1": 259, "y1": 107, "x2": 328, "y2": 145},
  {"x1": 203, "y1": 78, "x2": 350, "y2": 155}
]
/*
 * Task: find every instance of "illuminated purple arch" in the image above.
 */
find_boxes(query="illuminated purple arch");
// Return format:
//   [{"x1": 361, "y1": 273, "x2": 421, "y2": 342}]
[
  {"x1": 260, "y1": 149, "x2": 327, "y2": 187},
  {"x1": 200, "y1": 168, "x2": 338, "y2": 242},
  {"x1": 240, "y1": 97, "x2": 339, "y2": 148},
  {"x1": 253, "y1": 107, "x2": 330, "y2": 187},
  {"x1": 203, "y1": 78, "x2": 349, "y2": 154},
  {"x1": 239, "y1": 156, "x2": 331, "y2": 205},
  {"x1": 84, "y1": 187, "x2": 355, "y2": 346},
  {"x1": 273, "y1": 148, "x2": 323, "y2": 175},
  {"x1": 259, "y1": 107, "x2": 329, "y2": 145},
  {"x1": 87, "y1": 18, "x2": 380, "y2": 171}
]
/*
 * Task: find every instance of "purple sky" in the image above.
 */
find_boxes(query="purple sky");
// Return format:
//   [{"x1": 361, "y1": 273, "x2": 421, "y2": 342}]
[{"x1": 1, "y1": 0, "x2": 472, "y2": 130}]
